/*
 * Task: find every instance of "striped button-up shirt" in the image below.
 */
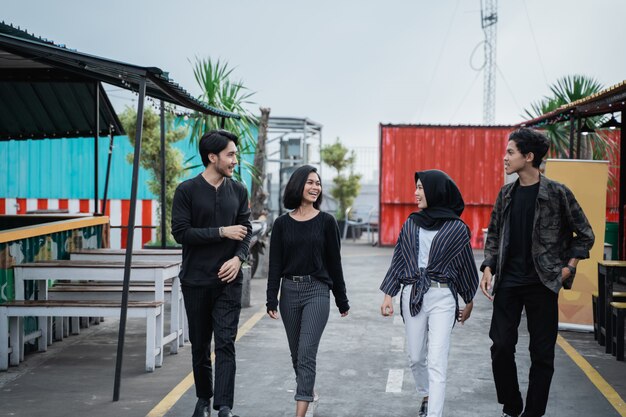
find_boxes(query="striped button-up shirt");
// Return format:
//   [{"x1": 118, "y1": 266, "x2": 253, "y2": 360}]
[{"x1": 380, "y1": 218, "x2": 479, "y2": 317}]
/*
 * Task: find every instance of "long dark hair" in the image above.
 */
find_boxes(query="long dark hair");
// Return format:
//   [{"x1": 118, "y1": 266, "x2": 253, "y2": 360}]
[{"x1": 283, "y1": 165, "x2": 323, "y2": 210}]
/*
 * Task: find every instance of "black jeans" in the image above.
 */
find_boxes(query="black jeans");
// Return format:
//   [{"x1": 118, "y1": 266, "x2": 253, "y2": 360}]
[
  {"x1": 489, "y1": 283, "x2": 558, "y2": 417},
  {"x1": 182, "y1": 282, "x2": 242, "y2": 411}
]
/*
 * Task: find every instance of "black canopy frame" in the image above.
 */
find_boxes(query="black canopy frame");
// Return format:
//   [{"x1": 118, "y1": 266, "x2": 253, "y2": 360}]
[{"x1": 0, "y1": 22, "x2": 240, "y2": 400}]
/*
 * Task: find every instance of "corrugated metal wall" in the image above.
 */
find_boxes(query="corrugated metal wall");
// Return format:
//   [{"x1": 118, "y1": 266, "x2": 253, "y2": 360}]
[
  {"x1": 0, "y1": 127, "x2": 256, "y2": 200},
  {"x1": 0, "y1": 136, "x2": 154, "y2": 199},
  {"x1": 379, "y1": 124, "x2": 621, "y2": 248},
  {"x1": 380, "y1": 125, "x2": 515, "y2": 247}
]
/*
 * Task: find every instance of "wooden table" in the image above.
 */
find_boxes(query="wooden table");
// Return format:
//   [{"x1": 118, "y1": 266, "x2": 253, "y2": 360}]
[
  {"x1": 70, "y1": 248, "x2": 182, "y2": 262},
  {"x1": 13, "y1": 260, "x2": 183, "y2": 367}
]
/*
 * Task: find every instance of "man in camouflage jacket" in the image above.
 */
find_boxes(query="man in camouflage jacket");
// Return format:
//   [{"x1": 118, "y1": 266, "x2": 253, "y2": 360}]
[{"x1": 479, "y1": 128, "x2": 594, "y2": 417}]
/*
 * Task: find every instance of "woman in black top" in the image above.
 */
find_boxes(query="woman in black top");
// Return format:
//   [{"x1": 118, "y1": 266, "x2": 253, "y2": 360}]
[{"x1": 266, "y1": 165, "x2": 350, "y2": 417}]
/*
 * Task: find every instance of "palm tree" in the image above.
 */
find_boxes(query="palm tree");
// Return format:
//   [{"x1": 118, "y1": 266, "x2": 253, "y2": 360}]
[
  {"x1": 523, "y1": 75, "x2": 614, "y2": 160},
  {"x1": 186, "y1": 57, "x2": 258, "y2": 180}
]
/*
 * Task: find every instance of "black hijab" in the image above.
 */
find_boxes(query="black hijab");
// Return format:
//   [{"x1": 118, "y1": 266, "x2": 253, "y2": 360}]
[{"x1": 409, "y1": 169, "x2": 465, "y2": 230}]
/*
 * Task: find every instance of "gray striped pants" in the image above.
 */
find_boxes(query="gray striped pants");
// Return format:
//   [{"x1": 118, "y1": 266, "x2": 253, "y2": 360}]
[{"x1": 279, "y1": 278, "x2": 330, "y2": 402}]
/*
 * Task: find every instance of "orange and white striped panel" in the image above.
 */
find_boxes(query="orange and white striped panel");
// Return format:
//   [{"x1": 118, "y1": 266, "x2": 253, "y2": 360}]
[{"x1": 0, "y1": 198, "x2": 155, "y2": 249}]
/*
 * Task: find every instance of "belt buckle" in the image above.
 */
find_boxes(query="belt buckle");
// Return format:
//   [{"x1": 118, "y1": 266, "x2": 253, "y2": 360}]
[{"x1": 294, "y1": 275, "x2": 305, "y2": 282}]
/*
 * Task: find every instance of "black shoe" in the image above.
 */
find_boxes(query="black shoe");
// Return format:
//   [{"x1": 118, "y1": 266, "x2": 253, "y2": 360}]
[
  {"x1": 217, "y1": 407, "x2": 239, "y2": 417},
  {"x1": 192, "y1": 398, "x2": 210, "y2": 417},
  {"x1": 418, "y1": 399, "x2": 428, "y2": 417}
]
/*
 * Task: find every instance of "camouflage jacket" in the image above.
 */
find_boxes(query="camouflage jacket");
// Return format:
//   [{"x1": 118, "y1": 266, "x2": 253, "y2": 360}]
[{"x1": 481, "y1": 174, "x2": 595, "y2": 294}]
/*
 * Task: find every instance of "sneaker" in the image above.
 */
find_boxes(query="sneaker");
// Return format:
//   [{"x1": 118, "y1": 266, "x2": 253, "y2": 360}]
[{"x1": 418, "y1": 399, "x2": 428, "y2": 417}]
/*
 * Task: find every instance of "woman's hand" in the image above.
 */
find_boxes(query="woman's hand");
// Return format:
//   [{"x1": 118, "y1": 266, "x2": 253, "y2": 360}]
[
  {"x1": 457, "y1": 301, "x2": 473, "y2": 324},
  {"x1": 340, "y1": 310, "x2": 349, "y2": 317},
  {"x1": 267, "y1": 310, "x2": 279, "y2": 320},
  {"x1": 380, "y1": 294, "x2": 394, "y2": 316}
]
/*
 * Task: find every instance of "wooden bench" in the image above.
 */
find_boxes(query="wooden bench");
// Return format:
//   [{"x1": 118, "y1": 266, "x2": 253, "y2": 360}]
[
  {"x1": 592, "y1": 290, "x2": 626, "y2": 341},
  {"x1": 597, "y1": 261, "x2": 626, "y2": 351},
  {"x1": 0, "y1": 300, "x2": 163, "y2": 372},
  {"x1": 610, "y1": 302, "x2": 626, "y2": 361},
  {"x1": 13, "y1": 260, "x2": 184, "y2": 354},
  {"x1": 47, "y1": 285, "x2": 174, "y2": 340}
]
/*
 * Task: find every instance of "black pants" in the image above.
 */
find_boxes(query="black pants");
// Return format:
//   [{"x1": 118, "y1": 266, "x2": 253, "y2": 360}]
[
  {"x1": 489, "y1": 283, "x2": 558, "y2": 417},
  {"x1": 182, "y1": 282, "x2": 242, "y2": 411},
  {"x1": 279, "y1": 278, "x2": 330, "y2": 402}
]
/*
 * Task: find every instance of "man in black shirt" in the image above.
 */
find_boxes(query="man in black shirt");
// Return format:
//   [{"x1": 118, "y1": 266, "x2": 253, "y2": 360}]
[
  {"x1": 480, "y1": 128, "x2": 594, "y2": 417},
  {"x1": 172, "y1": 130, "x2": 252, "y2": 417}
]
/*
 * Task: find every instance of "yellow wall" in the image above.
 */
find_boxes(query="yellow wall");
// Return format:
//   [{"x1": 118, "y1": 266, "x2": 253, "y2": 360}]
[{"x1": 545, "y1": 159, "x2": 608, "y2": 326}]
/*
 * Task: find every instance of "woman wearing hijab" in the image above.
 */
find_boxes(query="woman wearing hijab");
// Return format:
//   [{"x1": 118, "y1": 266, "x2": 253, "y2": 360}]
[
  {"x1": 266, "y1": 165, "x2": 350, "y2": 417},
  {"x1": 380, "y1": 169, "x2": 479, "y2": 417}
]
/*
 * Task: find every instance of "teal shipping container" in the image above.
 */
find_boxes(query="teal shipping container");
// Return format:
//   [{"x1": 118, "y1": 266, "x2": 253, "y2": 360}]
[{"x1": 0, "y1": 125, "x2": 257, "y2": 200}]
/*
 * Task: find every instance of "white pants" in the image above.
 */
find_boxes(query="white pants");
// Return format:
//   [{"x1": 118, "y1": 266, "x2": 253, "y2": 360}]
[{"x1": 402, "y1": 284, "x2": 456, "y2": 417}]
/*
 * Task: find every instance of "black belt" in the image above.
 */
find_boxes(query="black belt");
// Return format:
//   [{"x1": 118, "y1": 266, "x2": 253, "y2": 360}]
[{"x1": 283, "y1": 275, "x2": 313, "y2": 282}]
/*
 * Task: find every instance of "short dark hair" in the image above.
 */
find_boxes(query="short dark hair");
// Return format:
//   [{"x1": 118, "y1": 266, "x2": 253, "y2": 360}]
[
  {"x1": 199, "y1": 130, "x2": 239, "y2": 167},
  {"x1": 508, "y1": 127, "x2": 550, "y2": 168},
  {"x1": 283, "y1": 165, "x2": 323, "y2": 210}
]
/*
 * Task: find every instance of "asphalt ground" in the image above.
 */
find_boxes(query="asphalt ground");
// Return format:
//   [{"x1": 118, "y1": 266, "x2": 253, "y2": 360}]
[{"x1": 0, "y1": 241, "x2": 625, "y2": 417}]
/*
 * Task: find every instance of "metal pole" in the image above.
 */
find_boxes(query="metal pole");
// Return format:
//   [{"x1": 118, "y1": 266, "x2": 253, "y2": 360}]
[
  {"x1": 318, "y1": 128, "x2": 323, "y2": 180},
  {"x1": 113, "y1": 78, "x2": 146, "y2": 401},
  {"x1": 576, "y1": 118, "x2": 582, "y2": 159},
  {"x1": 568, "y1": 114, "x2": 575, "y2": 159},
  {"x1": 301, "y1": 120, "x2": 306, "y2": 164},
  {"x1": 94, "y1": 83, "x2": 100, "y2": 214},
  {"x1": 160, "y1": 100, "x2": 166, "y2": 248},
  {"x1": 101, "y1": 126, "x2": 114, "y2": 216},
  {"x1": 617, "y1": 110, "x2": 626, "y2": 260}
]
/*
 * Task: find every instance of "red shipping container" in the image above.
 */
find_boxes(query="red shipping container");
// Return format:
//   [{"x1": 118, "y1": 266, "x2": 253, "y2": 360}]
[
  {"x1": 379, "y1": 124, "x2": 620, "y2": 248},
  {"x1": 380, "y1": 124, "x2": 514, "y2": 248}
]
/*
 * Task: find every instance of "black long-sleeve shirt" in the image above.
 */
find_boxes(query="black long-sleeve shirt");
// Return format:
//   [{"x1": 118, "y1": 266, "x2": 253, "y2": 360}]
[
  {"x1": 171, "y1": 174, "x2": 252, "y2": 287},
  {"x1": 266, "y1": 211, "x2": 350, "y2": 313}
]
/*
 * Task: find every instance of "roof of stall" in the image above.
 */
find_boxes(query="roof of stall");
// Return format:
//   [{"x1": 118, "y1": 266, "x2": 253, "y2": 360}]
[
  {"x1": 0, "y1": 22, "x2": 239, "y2": 140},
  {"x1": 518, "y1": 79, "x2": 626, "y2": 128}
]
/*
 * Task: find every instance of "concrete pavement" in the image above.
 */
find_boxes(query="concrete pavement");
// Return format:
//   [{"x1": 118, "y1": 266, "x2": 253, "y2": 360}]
[{"x1": 0, "y1": 241, "x2": 625, "y2": 417}]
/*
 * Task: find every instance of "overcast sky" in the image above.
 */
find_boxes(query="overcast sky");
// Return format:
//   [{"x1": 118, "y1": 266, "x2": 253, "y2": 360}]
[{"x1": 4, "y1": 0, "x2": 626, "y2": 148}]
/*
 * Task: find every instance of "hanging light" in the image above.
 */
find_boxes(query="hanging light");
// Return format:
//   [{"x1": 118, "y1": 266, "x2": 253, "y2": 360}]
[
  {"x1": 579, "y1": 120, "x2": 595, "y2": 136},
  {"x1": 600, "y1": 113, "x2": 621, "y2": 130}
]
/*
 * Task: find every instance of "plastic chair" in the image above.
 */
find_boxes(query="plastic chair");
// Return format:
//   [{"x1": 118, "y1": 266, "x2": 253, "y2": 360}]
[
  {"x1": 364, "y1": 209, "x2": 379, "y2": 246},
  {"x1": 342, "y1": 206, "x2": 371, "y2": 240}
]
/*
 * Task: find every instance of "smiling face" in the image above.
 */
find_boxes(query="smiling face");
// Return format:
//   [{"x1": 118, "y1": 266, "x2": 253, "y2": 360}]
[
  {"x1": 210, "y1": 140, "x2": 238, "y2": 178},
  {"x1": 301, "y1": 172, "x2": 321, "y2": 205},
  {"x1": 504, "y1": 140, "x2": 532, "y2": 175},
  {"x1": 415, "y1": 179, "x2": 427, "y2": 209}
]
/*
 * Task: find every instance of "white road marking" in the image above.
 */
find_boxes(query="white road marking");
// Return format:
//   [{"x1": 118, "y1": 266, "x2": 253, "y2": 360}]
[{"x1": 386, "y1": 369, "x2": 404, "y2": 393}]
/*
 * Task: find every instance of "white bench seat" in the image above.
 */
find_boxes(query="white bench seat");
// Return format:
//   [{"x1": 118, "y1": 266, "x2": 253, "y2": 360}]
[{"x1": 0, "y1": 300, "x2": 164, "y2": 372}]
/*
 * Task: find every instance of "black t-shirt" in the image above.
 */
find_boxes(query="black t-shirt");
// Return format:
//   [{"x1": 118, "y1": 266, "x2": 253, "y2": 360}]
[{"x1": 500, "y1": 182, "x2": 541, "y2": 287}]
